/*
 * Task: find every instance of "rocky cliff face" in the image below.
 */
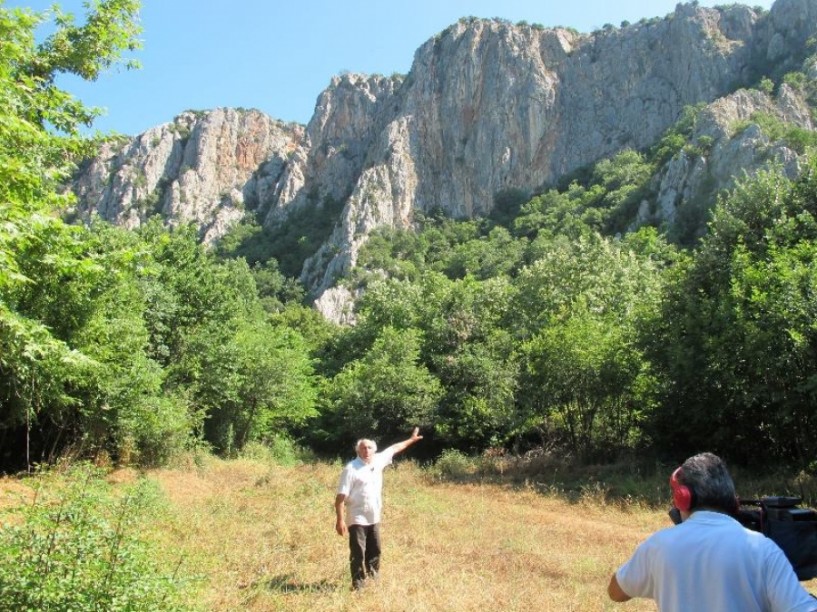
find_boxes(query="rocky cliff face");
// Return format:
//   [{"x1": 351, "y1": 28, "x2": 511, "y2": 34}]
[
  {"x1": 71, "y1": 0, "x2": 817, "y2": 310},
  {"x1": 73, "y1": 108, "x2": 304, "y2": 243},
  {"x1": 645, "y1": 83, "x2": 813, "y2": 235}
]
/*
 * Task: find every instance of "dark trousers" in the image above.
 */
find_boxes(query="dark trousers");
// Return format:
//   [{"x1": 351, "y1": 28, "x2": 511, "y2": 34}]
[{"x1": 348, "y1": 523, "x2": 381, "y2": 589}]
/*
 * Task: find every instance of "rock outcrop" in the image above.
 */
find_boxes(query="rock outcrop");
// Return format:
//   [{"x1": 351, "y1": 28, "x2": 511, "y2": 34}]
[
  {"x1": 73, "y1": 108, "x2": 304, "y2": 243},
  {"x1": 71, "y1": 0, "x2": 817, "y2": 305},
  {"x1": 645, "y1": 83, "x2": 813, "y2": 233}
]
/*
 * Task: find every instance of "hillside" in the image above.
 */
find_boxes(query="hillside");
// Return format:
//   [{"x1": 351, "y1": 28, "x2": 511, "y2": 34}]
[
  {"x1": 70, "y1": 0, "x2": 817, "y2": 310},
  {"x1": 5, "y1": 0, "x2": 817, "y2": 476}
]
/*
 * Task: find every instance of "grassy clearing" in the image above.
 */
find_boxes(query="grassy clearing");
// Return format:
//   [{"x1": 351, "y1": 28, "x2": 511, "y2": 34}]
[{"x1": 2, "y1": 457, "x2": 816, "y2": 611}]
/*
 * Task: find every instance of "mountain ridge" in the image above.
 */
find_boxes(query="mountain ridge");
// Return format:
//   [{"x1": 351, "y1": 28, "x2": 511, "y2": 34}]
[{"x1": 70, "y1": 0, "x2": 817, "y2": 318}]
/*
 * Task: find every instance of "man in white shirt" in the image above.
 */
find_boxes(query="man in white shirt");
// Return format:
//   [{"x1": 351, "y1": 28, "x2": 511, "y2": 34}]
[
  {"x1": 608, "y1": 452, "x2": 817, "y2": 611},
  {"x1": 335, "y1": 427, "x2": 423, "y2": 590}
]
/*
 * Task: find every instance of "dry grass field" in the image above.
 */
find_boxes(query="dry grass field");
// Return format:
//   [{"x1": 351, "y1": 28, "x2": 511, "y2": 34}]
[{"x1": 3, "y1": 457, "x2": 817, "y2": 611}]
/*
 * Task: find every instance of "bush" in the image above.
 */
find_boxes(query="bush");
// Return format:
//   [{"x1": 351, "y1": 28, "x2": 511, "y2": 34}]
[
  {"x1": 737, "y1": 111, "x2": 817, "y2": 154},
  {"x1": 119, "y1": 394, "x2": 196, "y2": 467},
  {"x1": 240, "y1": 435, "x2": 315, "y2": 466},
  {"x1": 0, "y1": 465, "x2": 189, "y2": 611},
  {"x1": 757, "y1": 77, "x2": 775, "y2": 95},
  {"x1": 432, "y1": 449, "x2": 477, "y2": 480}
]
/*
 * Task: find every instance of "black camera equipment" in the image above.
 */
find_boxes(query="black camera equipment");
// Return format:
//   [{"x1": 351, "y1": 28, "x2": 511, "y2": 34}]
[{"x1": 669, "y1": 496, "x2": 817, "y2": 581}]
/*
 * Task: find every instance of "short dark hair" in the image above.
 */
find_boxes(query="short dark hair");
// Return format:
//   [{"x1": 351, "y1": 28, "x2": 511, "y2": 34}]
[{"x1": 679, "y1": 452, "x2": 737, "y2": 513}]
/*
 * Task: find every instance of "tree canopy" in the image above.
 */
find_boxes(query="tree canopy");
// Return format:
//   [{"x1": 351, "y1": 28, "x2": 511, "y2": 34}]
[{"x1": 3, "y1": 1, "x2": 817, "y2": 472}]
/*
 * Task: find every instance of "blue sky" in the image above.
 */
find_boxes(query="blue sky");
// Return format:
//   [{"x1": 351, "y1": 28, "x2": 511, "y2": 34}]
[{"x1": 15, "y1": 0, "x2": 775, "y2": 136}]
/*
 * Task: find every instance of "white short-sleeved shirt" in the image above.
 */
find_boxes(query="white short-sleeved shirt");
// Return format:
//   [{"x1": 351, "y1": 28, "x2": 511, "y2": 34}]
[
  {"x1": 337, "y1": 447, "x2": 397, "y2": 526},
  {"x1": 616, "y1": 510, "x2": 817, "y2": 612}
]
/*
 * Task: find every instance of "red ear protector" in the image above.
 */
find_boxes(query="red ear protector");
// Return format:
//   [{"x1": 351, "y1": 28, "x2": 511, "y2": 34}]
[{"x1": 670, "y1": 467, "x2": 695, "y2": 512}]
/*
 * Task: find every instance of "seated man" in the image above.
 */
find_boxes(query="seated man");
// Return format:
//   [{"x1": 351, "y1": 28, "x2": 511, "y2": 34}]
[{"x1": 608, "y1": 452, "x2": 817, "y2": 612}]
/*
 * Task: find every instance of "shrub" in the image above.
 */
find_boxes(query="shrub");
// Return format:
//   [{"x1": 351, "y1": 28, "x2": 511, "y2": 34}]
[
  {"x1": 783, "y1": 71, "x2": 807, "y2": 91},
  {"x1": 0, "y1": 465, "x2": 189, "y2": 611},
  {"x1": 240, "y1": 435, "x2": 315, "y2": 466},
  {"x1": 757, "y1": 77, "x2": 774, "y2": 95},
  {"x1": 743, "y1": 112, "x2": 817, "y2": 154},
  {"x1": 432, "y1": 449, "x2": 477, "y2": 480}
]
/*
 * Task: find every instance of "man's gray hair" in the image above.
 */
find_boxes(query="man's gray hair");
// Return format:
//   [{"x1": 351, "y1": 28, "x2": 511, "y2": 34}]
[
  {"x1": 680, "y1": 452, "x2": 737, "y2": 513},
  {"x1": 355, "y1": 438, "x2": 377, "y2": 453}
]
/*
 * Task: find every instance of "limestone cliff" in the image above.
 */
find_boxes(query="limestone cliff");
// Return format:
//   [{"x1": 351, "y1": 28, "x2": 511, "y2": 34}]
[
  {"x1": 73, "y1": 108, "x2": 304, "y2": 243},
  {"x1": 71, "y1": 0, "x2": 817, "y2": 313}
]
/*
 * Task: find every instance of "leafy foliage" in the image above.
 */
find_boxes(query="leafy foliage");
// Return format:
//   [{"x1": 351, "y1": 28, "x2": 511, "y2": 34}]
[
  {"x1": 136, "y1": 222, "x2": 319, "y2": 456},
  {"x1": 3, "y1": 0, "x2": 817, "y2": 474},
  {"x1": 322, "y1": 325, "x2": 442, "y2": 446},
  {"x1": 734, "y1": 111, "x2": 817, "y2": 154},
  {"x1": 0, "y1": 2, "x2": 318, "y2": 468},
  {"x1": 216, "y1": 195, "x2": 346, "y2": 278},
  {"x1": 645, "y1": 161, "x2": 817, "y2": 466},
  {"x1": 0, "y1": 0, "x2": 144, "y2": 470},
  {"x1": 513, "y1": 234, "x2": 664, "y2": 459},
  {"x1": 0, "y1": 464, "x2": 188, "y2": 610},
  {"x1": 512, "y1": 149, "x2": 654, "y2": 240}
]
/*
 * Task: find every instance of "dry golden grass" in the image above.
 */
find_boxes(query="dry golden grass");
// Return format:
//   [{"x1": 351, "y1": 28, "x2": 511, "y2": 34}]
[{"x1": 3, "y1": 458, "x2": 816, "y2": 611}]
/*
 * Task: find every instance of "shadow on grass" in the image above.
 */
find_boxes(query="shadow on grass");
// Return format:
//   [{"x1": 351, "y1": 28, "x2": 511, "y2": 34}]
[
  {"x1": 427, "y1": 455, "x2": 673, "y2": 508},
  {"x1": 261, "y1": 574, "x2": 337, "y2": 594},
  {"x1": 427, "y1": 454, "x2": 817, "y2": 508}
]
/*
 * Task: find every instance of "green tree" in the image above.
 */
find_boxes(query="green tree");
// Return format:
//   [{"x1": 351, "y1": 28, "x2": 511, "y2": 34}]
[
  {"x1": 646, "y1": 161, "x2": 817, "y2": 467},
  {"x1": 512, "y1": 150, "x2": 653, "y2": 242},
  {"x1": 443, "y1": 226, "x2": 526, "y2": 280},
  {"x1": 196, "y1": 316, "x2": 318, "y2": 453},
  {"x1": 520, "y1": 303, "x2": 652, "y2": 460},
  {"x1": 412, "y1": 273, "x2": 519, "y2": 451},
  {"x1": 512, "y1": 233, "x2": 663, "y2": 459},
  {"x1": 432, "y1": 329, "x2": 519, "y2": 451},
  {"x1": 0, "y1": 1, "x2": 142, "y2": 469},
  {"x1": 137, "y1": 228, "x2": 318, "y2": 454},
  {"x1": 69, "y1": 228, "x2": 184, "y2": 464},
  {"x1": 324, "y1": 326, "x2": 442, "y2": 444}
]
